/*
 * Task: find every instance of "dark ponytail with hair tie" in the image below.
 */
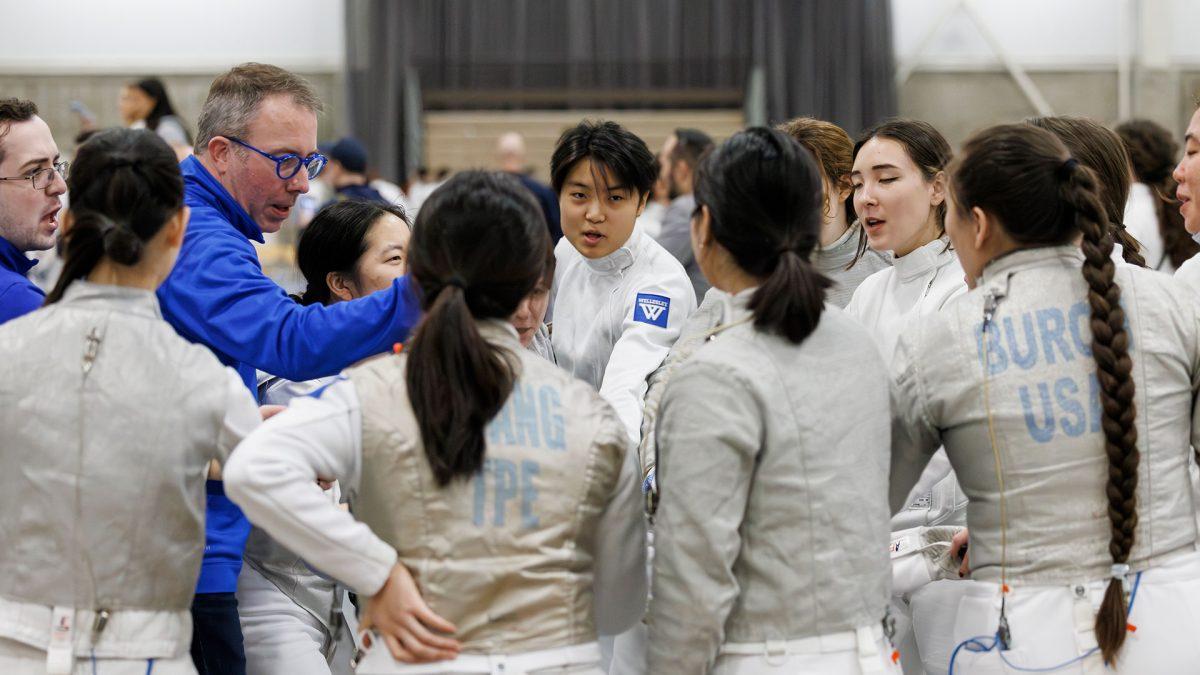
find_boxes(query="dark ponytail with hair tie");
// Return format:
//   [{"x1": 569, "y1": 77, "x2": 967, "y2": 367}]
[
  {"x1": 694, "y1": 127, "x2": 831, "y2": 344},
  {"x1": 45, "y1": 128, "x2": 183, "y2": 304},
  {"x1": 102, "y1": 220, "x2": 146, "y2": 266},
  {"x1": 1056, "y1": 157, "x2": 1079, "y2": 181},
  {"x1": 405, "y1": 171, "x2": 550, "y2": 487}
]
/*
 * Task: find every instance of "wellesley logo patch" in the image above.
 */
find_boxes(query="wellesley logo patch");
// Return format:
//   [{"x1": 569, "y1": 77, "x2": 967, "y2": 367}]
[{"x1": 634, "y1": 293, "x2": 670, "y2": 328}]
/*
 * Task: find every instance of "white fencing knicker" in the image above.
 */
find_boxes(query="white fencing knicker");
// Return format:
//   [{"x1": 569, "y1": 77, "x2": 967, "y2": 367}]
[
  {"x1": 889, "y1": 525, "x2": 967, "y2": 675},
  {"x1": 353, "y1": 641, "x2": 603, "y2": 675},
  {"x1": 947, "y1": 550, "x2": 1200, "y2": 674},
  {"x1": 237, "y1": 565, "x2": 353, "y2": 675},
  {"x1": 712, "y1": 624, "x2": 901, "y2": 675}
]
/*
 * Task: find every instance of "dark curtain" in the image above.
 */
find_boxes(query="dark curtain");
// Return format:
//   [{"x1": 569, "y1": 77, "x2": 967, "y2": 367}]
[{"x1": 344, "y1": 0, "x2": 895, "y2": 182}]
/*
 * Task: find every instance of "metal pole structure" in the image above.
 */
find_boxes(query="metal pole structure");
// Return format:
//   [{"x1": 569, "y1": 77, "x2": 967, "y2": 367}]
[
  {"x1": 895, "y1": 0, "x2": 962, "y2": 87},
  {"x1": 895, "y1": 0, "x2": 1056, "y2": 117},
  {"x1": 1118, "y1": 0, "x2": 1133, "y2": 120},
  {"x1": 960, "y1": 0, "x2": 1055, "y2": 116}
]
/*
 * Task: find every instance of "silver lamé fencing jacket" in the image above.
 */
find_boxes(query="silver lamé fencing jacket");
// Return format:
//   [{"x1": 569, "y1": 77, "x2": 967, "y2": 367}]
[
  {"x1": 0, "y1": 281, "x2": 258, "y2": 658},
  {"x1": 892, "y1": 246, "x2": 1200, "y2": 585}
]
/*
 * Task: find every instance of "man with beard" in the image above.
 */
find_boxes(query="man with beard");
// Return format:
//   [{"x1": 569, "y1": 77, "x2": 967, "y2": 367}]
[
  {"x1": 654, "y1": 128, "x2": 713, "y2": 299},
  {"x1": 0, "y1": 98, "x2": 67, "y2": 324}
]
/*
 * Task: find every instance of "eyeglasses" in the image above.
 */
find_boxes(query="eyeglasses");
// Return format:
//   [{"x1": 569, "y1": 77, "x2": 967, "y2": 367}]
[
  {"x1": 226, "y1": 137, "x2": 327, "y2": 181},
  {"x1": 0, "y1": 161, "x2": 70, "y2": 191}
]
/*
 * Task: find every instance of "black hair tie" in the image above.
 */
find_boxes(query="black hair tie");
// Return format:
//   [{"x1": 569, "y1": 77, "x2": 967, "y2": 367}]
[
  {"x1": 1057, "y1": 157, "x2": 1079, "y2": 181},
  {"x1": 445, "y1": 275, "x2": 467, "y2": 290}
]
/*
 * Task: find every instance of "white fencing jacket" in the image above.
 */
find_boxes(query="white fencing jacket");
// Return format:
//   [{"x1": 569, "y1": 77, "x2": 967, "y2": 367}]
[{"x1": 551, "y1": 228, "x2": 697, "y2": 443}]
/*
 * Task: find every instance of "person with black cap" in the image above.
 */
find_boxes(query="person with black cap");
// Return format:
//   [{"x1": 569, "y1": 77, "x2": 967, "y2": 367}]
[{"x1": 319, "y1": 136, "x2": 387, "y2": 205}]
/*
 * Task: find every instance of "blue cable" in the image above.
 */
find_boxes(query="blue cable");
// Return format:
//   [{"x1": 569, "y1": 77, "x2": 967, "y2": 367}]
[
  {"x1": 87, "y1": 648, "x2": 157, "y2": 674},
  {"x1": 947, "y1": 572, "x2": 1142, "y2": 674}
]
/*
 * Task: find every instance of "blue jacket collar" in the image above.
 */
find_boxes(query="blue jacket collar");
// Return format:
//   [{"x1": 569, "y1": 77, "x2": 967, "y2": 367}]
[
  {"x1": 180, "y1": 155, "x2": 265, "y2": 244},
  {"x1": 0, "y1": 235, "x2": 36, "y2": 276}
]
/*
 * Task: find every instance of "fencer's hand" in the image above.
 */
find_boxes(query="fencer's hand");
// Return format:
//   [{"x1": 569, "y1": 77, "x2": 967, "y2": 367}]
[
  {"x1": 360, "y1": 562, "x2": 460, "y2": 663},
  {"x1": 952, "y1": 528, "x2": 970, "y2": 577},
  {"x1": 259, "y1": 404, "x2": 286, "y2": 420}
]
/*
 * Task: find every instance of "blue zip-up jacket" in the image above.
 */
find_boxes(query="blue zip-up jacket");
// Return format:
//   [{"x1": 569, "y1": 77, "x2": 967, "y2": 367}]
[
  {"x1": 159, "y1": 156, "x2": 421, "y2": 594},
  {"x1": 0, "y1": 236, "x2": 45, "y2": 325}
]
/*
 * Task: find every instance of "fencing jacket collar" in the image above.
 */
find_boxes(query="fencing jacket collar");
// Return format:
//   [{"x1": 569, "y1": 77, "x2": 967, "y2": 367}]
[
  {"x1": 59, "y1": 280, "x2": 162, "y2": 319},
  {"x1": 582, "y1": 228, "x2": 641, "y2": 275},
  {"x1": 893, "y1": 236, "x2": 951, "y2": 283},
  {"x1": 979, "y1": 245, "x2": 1084, "y2": 286},
  {"x1": 717, "y1": 286, "x2": 755, "y2": 323}
]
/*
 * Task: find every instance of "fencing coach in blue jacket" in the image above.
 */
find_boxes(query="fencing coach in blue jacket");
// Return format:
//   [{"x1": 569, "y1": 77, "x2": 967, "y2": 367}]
[{"x1": 157, "y1": 63, "x2": 420, "y2": 675}]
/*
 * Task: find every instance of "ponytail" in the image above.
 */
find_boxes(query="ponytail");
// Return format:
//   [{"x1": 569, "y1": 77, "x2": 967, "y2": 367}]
[
  {"x1": 402, "y1": 171, "x2": 548, "y2": 487},
  {"x1": 1113, "y1": 226, "x2": 1147, "y2": 268},
  {"x1": 406, "y1": 279, "x2": 518, "y2": 487},
  {"x1": 1063, "y1": 161, "x2": 1140, "y2": 666},
  {"x1": 45, "y1": 211, "x2": 112, "y2": 304},
  {"x1": 749, "y1": 248, "x2": 830, "y2": 343},
  {"x1": 694, "y1": 127, "x2": 831, "y2": 343},
  {"x1": 298, "y1": 284, "x2": 329, "y2": 306},
  {"x1": 43, "y1": 128, "x2": 183, "y2": 304}
]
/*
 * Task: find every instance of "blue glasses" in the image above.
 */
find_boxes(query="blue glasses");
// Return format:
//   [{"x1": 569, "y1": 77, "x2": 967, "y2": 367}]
[{"x1": 227, "y1": 137, "x2": 327, "y2": 180}]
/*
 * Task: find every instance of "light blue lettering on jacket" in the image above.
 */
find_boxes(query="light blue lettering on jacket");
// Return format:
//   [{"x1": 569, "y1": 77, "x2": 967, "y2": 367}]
[
  {"x1": 486, "y1": 384, "x2": 566, "y2": 451},
  {"x1": 1018, "y1": 373, "x2": 1101, "y2": 443},
  {"x1": 473, "y1": 458, "x2": 540, "y2": 529},
  {"x1": 974, "y1": 301, "x2": 1111, "y2": 443}
]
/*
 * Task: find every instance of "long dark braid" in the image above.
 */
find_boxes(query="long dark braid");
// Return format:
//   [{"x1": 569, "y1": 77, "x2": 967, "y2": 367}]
[{"x1": 1063, "y1": 161, "x2": 1139, "y2": 665}]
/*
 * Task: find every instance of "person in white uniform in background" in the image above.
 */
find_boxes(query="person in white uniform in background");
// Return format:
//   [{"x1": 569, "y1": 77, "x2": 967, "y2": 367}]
[
  {"x1": 893, "y1": 122, "x2": 1200, "y2": 674},
  {"x1": 226, "y1": 171, "x2": 646, "y2": 675},
  {"x1": 549, "y1": 119, "x2": 696, "y2": 447},
  {"x1": 844, "y1": 119, "x2": 967, "y2": 675},
  {"x1": 1116, "y1": 119, "x2": 1200, "y2": 274},
  {"x1": 240, "y1": 199, "x2": 411, "y2": 675},
  {"x1": 647, "y1": 127, "x2": 898, "y2": 675},
  {"x1": 0, "y1": 128, "x2": 261, "y2": 674}
]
